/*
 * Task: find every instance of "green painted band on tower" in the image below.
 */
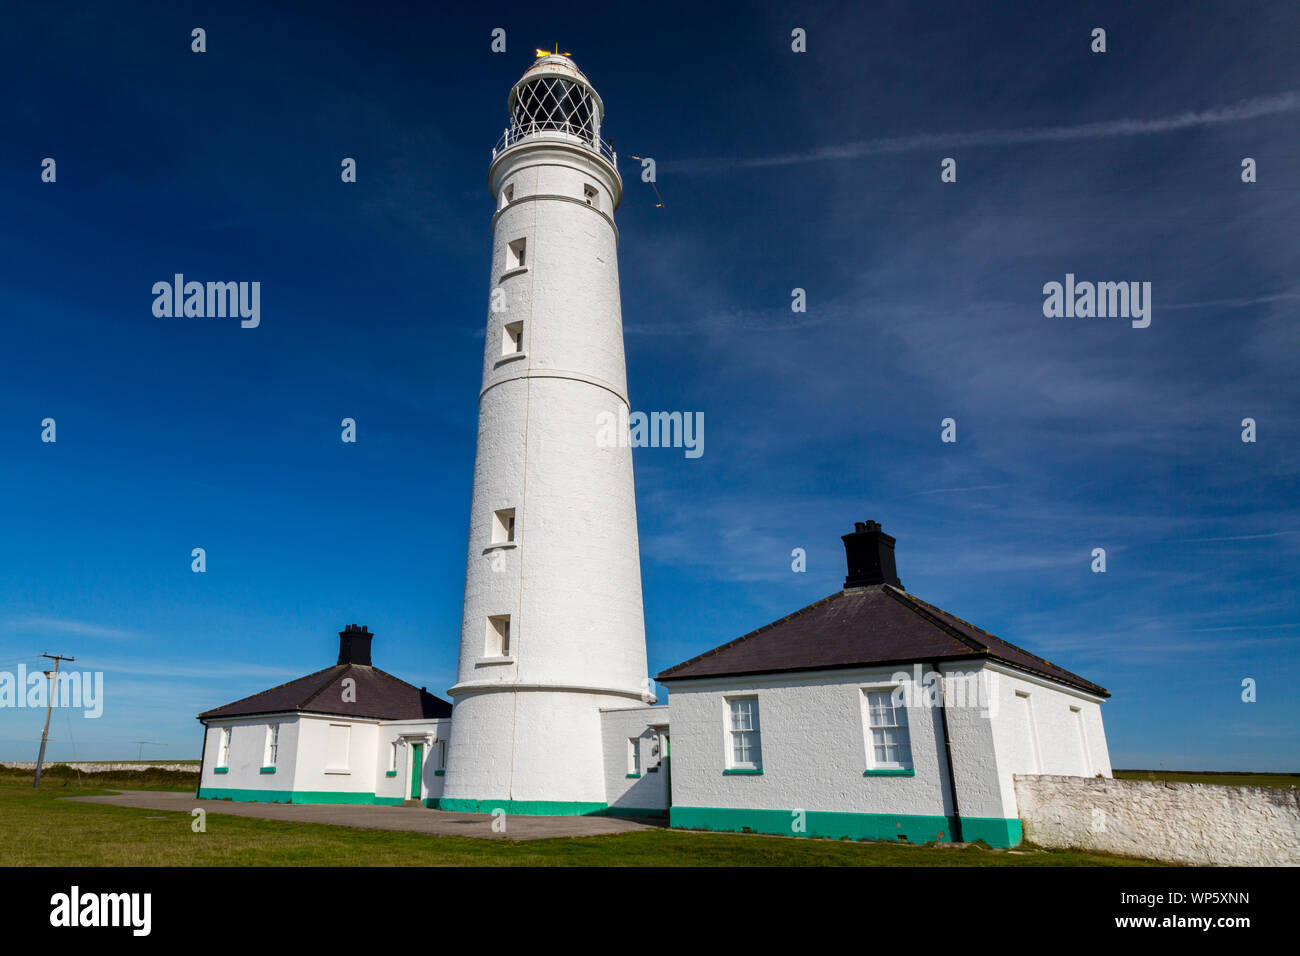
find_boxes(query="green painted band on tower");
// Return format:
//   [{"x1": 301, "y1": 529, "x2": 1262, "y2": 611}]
[{"x1": 669, "y1": 806, "x2": 1023, "y2": 848}]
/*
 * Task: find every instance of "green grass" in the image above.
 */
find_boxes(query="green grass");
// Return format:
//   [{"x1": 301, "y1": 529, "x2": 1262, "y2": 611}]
[
  {"x1": 1114, "y1": 769, "x2": 1299, "y2": 789},
  {"x1": 0, "y1": 769, "x2": 1159, "y2": 866}
]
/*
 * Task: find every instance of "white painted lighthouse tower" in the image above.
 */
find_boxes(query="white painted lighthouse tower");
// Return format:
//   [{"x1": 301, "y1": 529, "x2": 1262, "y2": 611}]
[{"x1": 440, "y1": 54, "x2": 652, "y2": 814}]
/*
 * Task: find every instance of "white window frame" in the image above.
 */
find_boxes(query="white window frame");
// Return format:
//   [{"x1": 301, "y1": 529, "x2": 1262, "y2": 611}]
[
  {"x1": 218, "y1": 726, "x2": 233, "y2": 767},
  {"x1": 389, "y1": 741, "x2": 398, "y2": 773},
  {"x1": 628, "y1": 737, "x2": 641, "y2": 775},
  {"x1": 725, "y1": 696, "x2": 762, "y2": 771},
  {"x1": 325, "y1": 722, "x2": 352, "y2": 773},
  {"x1": 583, "y1": 183, "x2": 598, "y2": 208},
  {"x1": 863, "y1": 688, "x2": 913, "y2": 771},
  {"x1": 506, "y1": 237, "x2": 526, "y2": 270},
  {"x1": 263, "y1": 723, "x2": 279, "y2": 766},
  {"x1": 485, "y1": 615, "x2": 511, "y2": 658},
  {"x1": 502, "y1": 320, "x2": 524, "y2": 355},
  {"x1": 1071, "y1": 705, "x2": 1091, "y2": 776},
  {"x1": 1017, "y1": 691, "x2": 1042, "y2": 773}
]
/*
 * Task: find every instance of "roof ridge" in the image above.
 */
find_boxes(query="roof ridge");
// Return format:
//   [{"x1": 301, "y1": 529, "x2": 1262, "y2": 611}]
[
  {"x1": 301, "y1": 663, "x2": 355, "y2": 709},
  {"x1": 890, "y1": 587, "x2": 1107, "y2": 696},
  {"x1": 198, "y1": 663, "x2": 345, "y2": 717},
  {"x1": 657, "y1": 591, "x2": 845, "y2": 679},
  {"x1": 882, "y1": 585, "x2": 989, "y2": 655}
]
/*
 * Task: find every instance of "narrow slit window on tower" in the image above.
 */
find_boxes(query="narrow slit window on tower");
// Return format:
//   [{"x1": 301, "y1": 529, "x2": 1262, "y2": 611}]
[
  {"x1": 506, "y1": 237, "x2": 526, "y2": 270},
  {"x1": 492, "y1": 508, "x2": 516, "y2": 544},
  {"x1": 486, "y1": 615, "x2": 511, "y2": 658},
  {"x1": 503, "y1": 320, "x2": 524, "y2": 355},
  {"x1": 583, "y1": 184, "x2": 598, "y2": 208},
  {"x1": 500, "y1": 184, "x2": 514, "y2": 209}
]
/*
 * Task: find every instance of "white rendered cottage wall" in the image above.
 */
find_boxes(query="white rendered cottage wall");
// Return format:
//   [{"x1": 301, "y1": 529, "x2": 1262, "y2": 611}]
[
  {"x1": 290, "y1": 714, "x2": 380, "y2": 797},
  {"x1": 199, "y1": 715, "x2": 300, "y2": 796},
  {"x1": 663, "y1": 668, "x2": 956, "y2": 819},
  {"x1": 600, "y1": 705, "x2": 670, "y2": 814},
  {"x1": 443, "y1": 59, "x2": 651, "y2": 811},
  {"x1": 985, "y1": 663, "x2": 1112, "y2": 817}
]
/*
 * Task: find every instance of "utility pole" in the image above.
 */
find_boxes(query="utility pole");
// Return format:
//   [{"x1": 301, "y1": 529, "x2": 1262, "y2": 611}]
[
  {"x1": 134, "y1": 741, "x2": 165, "y2": 761},
  {"x1": 33, "y1": 653, "x2": 74, "y2": 789}
]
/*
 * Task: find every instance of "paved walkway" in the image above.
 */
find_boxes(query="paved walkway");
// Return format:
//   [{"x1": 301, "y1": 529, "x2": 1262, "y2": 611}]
[{"x1": 62, "y1": 790, "x2": 665, "y2": 841}]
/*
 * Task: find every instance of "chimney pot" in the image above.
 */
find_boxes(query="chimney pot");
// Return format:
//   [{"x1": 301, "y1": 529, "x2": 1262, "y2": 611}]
[{"x1": 842, "y1": 520, "x2": 902, "y2": 589}]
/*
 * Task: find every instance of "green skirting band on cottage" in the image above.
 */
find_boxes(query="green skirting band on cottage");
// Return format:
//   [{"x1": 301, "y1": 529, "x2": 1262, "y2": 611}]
[
  {"x1": 434, "y1": 797, "x2": 608, "y2": 816},
  {"x1": 197, "y1": 787, "x2": 435, "y2": 808},
  {"x1": 670, "y1": 806, "x2": 1023, "y2": 848}
]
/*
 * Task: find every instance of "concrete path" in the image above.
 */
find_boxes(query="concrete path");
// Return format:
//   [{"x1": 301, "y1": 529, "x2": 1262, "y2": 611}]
[{"x1": 62, "y1": 790, "x2": 665, "y2": 841}]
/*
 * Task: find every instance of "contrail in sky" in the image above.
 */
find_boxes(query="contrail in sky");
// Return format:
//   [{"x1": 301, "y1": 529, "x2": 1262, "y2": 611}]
[{"x1": 670, "y1": 91, "x2": 1299, "y2": 172}]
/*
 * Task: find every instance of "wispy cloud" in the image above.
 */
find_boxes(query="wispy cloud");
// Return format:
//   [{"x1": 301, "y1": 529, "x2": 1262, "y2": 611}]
[
  {"x1": 4, "y1": 617, "x2": 138, "y2": 641},
  {"x1": 671, "y1": 91, "x2": 1300, "y2": 172}
]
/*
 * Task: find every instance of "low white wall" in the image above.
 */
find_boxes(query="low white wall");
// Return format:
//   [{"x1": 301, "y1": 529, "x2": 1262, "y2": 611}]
[
  {"x1": 1014, "y1": 774, "x2": 1300, "y2": 866},
  {"x1": 3, "y1": 762, "x2": 198, "y2": 773}
]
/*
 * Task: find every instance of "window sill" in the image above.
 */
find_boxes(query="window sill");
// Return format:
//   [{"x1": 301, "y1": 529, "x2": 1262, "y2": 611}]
[
  {"x1": 476, "y1": 657, "x2": 515, "y2": 667},
  {"x1": 499, "y1": 266, "x2": 528, "y2": 282},
  {"x1": 385, "y1": 771, "x2": 398, "y2": 777},
  {"x1": 483, "y1": 542, "x2": 517, "y2": 552},
  {"x1": 864, "y1": 768, "x2": 915, "y2": 776},
  {"x1": 494, "y1": 351, "x2": 527, "y2": 366},
  {"x1": 723, "y1": 768, "x2": 764, "y2": 776},
  {"x1": 213, "y1": 767, "x2": 229, "y2": 774},
  {"x1": 626, "y1": 773, "x2": 642, "y2": 779},
  {"x1": 324, "y1": 769, "x2": 351, "y2": 775},
  {"x1": 259, "y1": 766, "x2": 277, "y2": 774},
  {"x1": 433, "y1": 770, "x2": 446, "y2": 776}
]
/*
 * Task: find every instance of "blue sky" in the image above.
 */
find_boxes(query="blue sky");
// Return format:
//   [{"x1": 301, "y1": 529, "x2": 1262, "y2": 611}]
[{"x1": 1, "y1": 1, "x2": 1296, "y2": 769}]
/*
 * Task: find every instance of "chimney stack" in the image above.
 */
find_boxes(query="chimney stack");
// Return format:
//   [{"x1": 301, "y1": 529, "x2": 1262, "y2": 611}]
[
  {"x1": 841, "y1": 520, "x2": 902, "y2": 589},
  {"x1": 338, "y1": 624, "x2": 374, "y2": 666}
]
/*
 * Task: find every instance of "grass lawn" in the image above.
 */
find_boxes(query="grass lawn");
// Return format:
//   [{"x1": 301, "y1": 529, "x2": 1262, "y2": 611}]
[
  {"x1": 0, "y1": 767, "x2": 1159, "y2": 866},
  {"x1": 1114, "y1": 769, "x2": 1299, "y2": 789}
]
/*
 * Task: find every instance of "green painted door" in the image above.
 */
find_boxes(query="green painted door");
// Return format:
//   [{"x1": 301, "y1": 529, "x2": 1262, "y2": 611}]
[{"x1": 410, "y1": 743, "x2": 423, "y2": 799}]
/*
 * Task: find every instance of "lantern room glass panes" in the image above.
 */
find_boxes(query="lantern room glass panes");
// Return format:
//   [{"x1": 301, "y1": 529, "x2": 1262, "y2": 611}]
[{"x1": 511, "y1": 76, "x2": 597, "y2": 144}]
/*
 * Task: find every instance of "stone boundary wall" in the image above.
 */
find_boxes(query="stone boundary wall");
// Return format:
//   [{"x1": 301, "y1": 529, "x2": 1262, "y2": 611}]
[
  {"x1": 1, "y1": 762, "x2": 199, "y2": 774},
  {"x1": 1014, "y1": 773, "x2": 1300, "y2": 866}
]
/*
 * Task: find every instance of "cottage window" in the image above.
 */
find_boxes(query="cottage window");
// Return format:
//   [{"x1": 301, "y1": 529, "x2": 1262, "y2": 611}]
[
  {"x1": 628, "y1": 737, "x2": 641, "y2": 775},
  {"x1": 727, "y1": 697, "x2": 762, "y2": 770},
  {"x1": 865, "y1": 690, "x2": 912, "y2": 770},
  {"x1": 326, "y1": 723, "x2": 351, "y2": 771},
  {"x1": 218, "y1": 726, "x2": 233, "y2": 766},
  {"x1": 264, "y1": 724, "x2": 279, "y2": 766}
]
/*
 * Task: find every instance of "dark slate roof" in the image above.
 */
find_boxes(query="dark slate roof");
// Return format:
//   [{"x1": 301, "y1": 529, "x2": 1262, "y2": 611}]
[
  {"x1": 656, "y1": 584, "x2": 1108, "y2": 697},
  {"x1": 198, "y1": 663, "x2": 453, "y2": 721}
]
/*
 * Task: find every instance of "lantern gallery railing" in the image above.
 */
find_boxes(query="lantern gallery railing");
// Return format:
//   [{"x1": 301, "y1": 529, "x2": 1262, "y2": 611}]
[{"x1": 492, "y1": 125, "x2": 617, "y2": 165}]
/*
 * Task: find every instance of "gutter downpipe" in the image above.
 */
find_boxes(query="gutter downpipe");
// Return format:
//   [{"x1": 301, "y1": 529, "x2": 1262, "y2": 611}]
[{"x1": 931, "y1": 661, "x2": 963, "y2": 843}]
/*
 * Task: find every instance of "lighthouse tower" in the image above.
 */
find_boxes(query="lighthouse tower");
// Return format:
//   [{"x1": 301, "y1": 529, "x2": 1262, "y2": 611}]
[{"x1": 440, "y1": 54, "x2": 652, "y2": 814}]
